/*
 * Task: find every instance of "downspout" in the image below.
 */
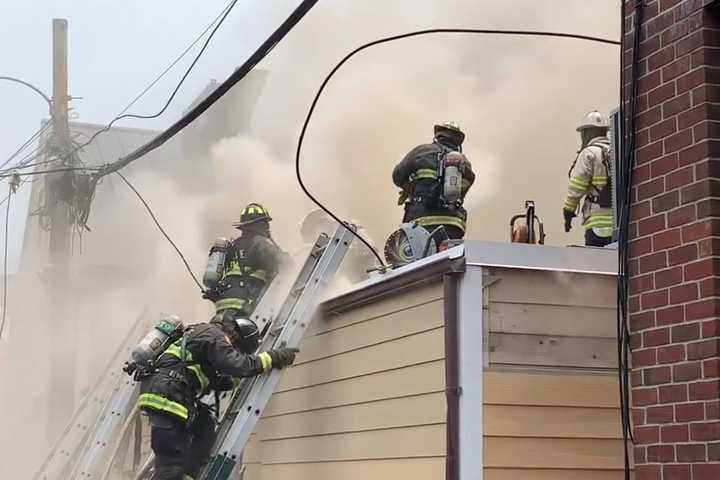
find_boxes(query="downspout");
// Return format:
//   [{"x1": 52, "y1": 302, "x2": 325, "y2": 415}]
[{"x1": 444, "y1": 272, "x2": 461, "y2": 480}]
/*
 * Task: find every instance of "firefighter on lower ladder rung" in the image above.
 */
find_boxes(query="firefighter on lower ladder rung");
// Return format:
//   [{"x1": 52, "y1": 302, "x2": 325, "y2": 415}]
[{"x1": 135, "y1": 310, "x2": 298, "y2": 480}]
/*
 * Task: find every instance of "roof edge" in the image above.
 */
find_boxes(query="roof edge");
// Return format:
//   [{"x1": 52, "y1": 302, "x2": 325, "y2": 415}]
[{"x1": 323, "y1": 245, "x2": 466, "y2": 315}]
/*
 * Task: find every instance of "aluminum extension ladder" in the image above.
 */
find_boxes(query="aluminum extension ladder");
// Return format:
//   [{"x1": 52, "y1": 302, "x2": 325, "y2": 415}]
[
  {"x1": 197, "y1": 224, "x2": 354, "y2": 480},
  {"x1": 33, "y1": 309, "x2": 151, "y2": 480},
  {"x1": 35, "y1": 224, "x2": 353, "y2": 480}
]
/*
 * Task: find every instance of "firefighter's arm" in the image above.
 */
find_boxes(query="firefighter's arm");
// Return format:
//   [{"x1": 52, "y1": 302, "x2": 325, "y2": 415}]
[
  {"x1": 564, "y1": 149, "x2": 594, "y2": 212},
  {"x1": 208, "y1": 332, "x2": 265, "y2": 378},
  {"x1": 392, "y1": 146, "x2": 422, "y2": 187},
  {"x1": 251, "y1": 237, "x2": 289, "y2": 275},
  {"x1": 461, "y1": 157, "x2": 476, "y2": 192}
]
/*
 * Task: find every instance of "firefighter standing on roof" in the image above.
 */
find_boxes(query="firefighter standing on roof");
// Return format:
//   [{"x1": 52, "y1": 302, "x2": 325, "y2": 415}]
[
  {"x1": 393, "y1": 122, "x2": 475, "y2": 244},
  {"x1": 137, "y1": 311, "x2": 298, "y2": 480},
  {"x1": 563, "y1": 110, "x2": 614, "y2": 247},
  {"x1": 202, "y1": 203, "x2": 289, "y2": 316}
]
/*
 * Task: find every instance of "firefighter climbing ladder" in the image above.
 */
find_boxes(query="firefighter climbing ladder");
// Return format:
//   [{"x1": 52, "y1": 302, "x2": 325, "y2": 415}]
[
  {"x1": 199, "y1": 224, "x2": 354, "y2": 480},
  {"x1": 34, "y1": 224, "x2": 353, "y2": 480}
]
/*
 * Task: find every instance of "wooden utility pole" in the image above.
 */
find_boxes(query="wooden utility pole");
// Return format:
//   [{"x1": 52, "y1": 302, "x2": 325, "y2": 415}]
[
  {"x1": 46, "y1": 17, "x2": 75, "y2": 443},
  {"x1": 49, "y1": 18, "x2": 71, "y2": 265}
]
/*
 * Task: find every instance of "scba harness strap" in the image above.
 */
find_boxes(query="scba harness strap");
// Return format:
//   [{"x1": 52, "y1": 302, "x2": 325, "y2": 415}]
[{"x1": 585, "y1": 143, "x2": 612, "y2": 209}]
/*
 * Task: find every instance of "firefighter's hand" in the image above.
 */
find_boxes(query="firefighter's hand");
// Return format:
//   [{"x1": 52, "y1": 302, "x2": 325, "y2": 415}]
[
  {"x1": 265, "y1": 347, "x2": 300, "y2": 370},
  {"x1": 563, "y1": 209, "x2": 576, "y2": 233}
]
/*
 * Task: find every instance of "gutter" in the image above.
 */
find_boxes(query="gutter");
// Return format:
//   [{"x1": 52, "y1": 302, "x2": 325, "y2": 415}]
[{"x1": 443, "y1": 271, "x2": 461, "y2": 480}]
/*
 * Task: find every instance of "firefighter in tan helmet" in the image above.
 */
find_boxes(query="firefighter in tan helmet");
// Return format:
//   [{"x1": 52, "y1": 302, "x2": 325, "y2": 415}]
[
  {"x1": 300, "y1": 209, "x2": 375, "y2": 283},
  {"x1": 563, "y1": 110, "x2": 613, "y2": 247}
]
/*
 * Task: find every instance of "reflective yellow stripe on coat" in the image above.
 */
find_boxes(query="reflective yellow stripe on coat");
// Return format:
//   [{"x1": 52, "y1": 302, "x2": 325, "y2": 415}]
[
  {"x1": 414, "y1": 215, "x2": 466, "y2": 232},
  {"x1": 414, "y1": 168, "x2": 438, "y2": 180},
  {"x1": 163, "y1": 344, "x2": 210, "y2": 394},
  {"x1": 215, "y1": 298, "x2": 248, "y2": 313},
  {"x1": 138, "y1": 393, "x2": 188, "y2": 420}
]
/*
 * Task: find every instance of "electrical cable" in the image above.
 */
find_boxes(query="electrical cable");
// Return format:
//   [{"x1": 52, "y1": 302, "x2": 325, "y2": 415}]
[
  {"x1": 617, "y1": 2, "x2": 644, "y2": 479},
  {"x1": 66, "y1": 0, "x2": 240, "y2": 161},
  {"x1": 92, "y1": 0, "x2": 319, "y2": 179},
  {"x1": 113, "y1": 171, "x2": 204, "y2": 292},
  {"x1": 117, "y1": 0, "x2": 237, "y2": 118},
  {"x1": 0, "y1": 120, "x2": 53, "y2": 171},
  {"x1": 64, "y1": 0, "x2": 238, "y2": 167},
  {"x1": 2, "y1": 0, "x2": 236, "y2": 179},
  {"x1": 0, "y1": 76, "x2": 52, "y2": 107},
  {"x1": 0, "y1": 189, "x2": 11, "y2": 339},
  {"x1": 0, "y1": 166, "x2": 100, "y2": 179},
  {"x1": 294, "y1": 28, "x2": 621, "y2": 269}
]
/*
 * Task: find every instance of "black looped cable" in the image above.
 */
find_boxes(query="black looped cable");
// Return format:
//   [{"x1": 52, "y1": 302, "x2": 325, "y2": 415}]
[
  {"x1": 114, "y1": 171, "x2": 205, "y2": 292},
  {"x1": 295, "y1": 28, "x2": 621, "y2": 269}
]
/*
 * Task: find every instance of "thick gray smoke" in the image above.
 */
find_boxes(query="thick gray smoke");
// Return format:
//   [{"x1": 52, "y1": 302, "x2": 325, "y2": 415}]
[
  {"x1": 0, "y1": 1, "x2": 620, "y2": 477},
  {"x1": 204, "y1": 0, "x2": 621, "y2": 250}
]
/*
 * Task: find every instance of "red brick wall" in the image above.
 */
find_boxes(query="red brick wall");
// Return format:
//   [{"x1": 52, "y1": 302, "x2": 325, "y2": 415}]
[{"x1": 626, "y1": 1, "x2": 720, "y2": 479}]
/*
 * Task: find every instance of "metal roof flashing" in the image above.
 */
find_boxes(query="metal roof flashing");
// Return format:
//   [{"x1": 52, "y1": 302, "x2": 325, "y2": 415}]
[
  {"x1": 322, "y1": 241, "x2": 617, "y2": 314},
  {"x1": 464, "y1": 240, "x2": 618, "y2": 275},
  {"x1": 323, "y1": 245, "x2": 466, "y2": 314}
]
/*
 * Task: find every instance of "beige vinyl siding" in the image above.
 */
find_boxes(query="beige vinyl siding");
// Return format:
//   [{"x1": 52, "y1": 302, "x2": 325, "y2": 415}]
[
  {"x1": 482, "y1": 267, "x2": 624, "y2": 477},
  {"x1": 485, "y1": 268, "x2": 617, "y2": 370},
  {"x1": 244, "y1": 282, "x2": 446, "y2": 480},
  {"x1": 483, "y1": 371, "x2": 625, "y2": 478}
]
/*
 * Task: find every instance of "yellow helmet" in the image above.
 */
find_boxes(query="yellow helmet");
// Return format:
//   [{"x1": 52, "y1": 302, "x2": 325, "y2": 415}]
[{"x1": 233, "y1": 203, "x2": 272, "y2": 228}]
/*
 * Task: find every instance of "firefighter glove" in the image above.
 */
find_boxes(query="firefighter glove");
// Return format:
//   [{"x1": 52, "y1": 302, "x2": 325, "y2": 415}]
[
  {"x1": 563, "y1": 209, "x2": 576, "y2": 233},
  {"x1": 264, "y1": 347, "x2": 299, "y2": 370}
]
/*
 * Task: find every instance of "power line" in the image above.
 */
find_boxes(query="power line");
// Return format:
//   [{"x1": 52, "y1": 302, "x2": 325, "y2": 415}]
[
  {"x1": 294, "y1": 28, "x2": 621, "y2": 270},
  {"x1": 117, "y1": 0, "x2": 238, "y2": 117},
  {"x1": 93, "y1": 0, "x2": 320, "y2": 179},
  {"x1": 0, "y1": 166, "x2": 100, "y2": 179},
  {"x1": 0, "y1": 76, "x2": 52, "y2": 107},
  {"x1": 65, "y1": 0, "x2": 240, "y2": 161},
  {"x1": 0, "y1": 120, "x2": 53, "y2": 172},
  {"x1": 114, "y1": 171, "x2": 204, "y2": 292}
]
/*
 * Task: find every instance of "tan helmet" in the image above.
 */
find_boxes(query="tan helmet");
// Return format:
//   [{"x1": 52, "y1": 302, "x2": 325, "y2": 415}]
[
  {"x1": 434, "y1": 121, "x2": 465, "y2": 145},
  {"x1": 576, "y1": 110, "x2": 609, "y2": 132},
  {"x1": 300, "y1": 209, "x2": 335, "y2": 243}
]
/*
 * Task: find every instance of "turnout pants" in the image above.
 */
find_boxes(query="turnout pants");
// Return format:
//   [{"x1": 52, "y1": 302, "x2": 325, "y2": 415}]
[
  {"x1": 148, "y1": 407, "x2": 216, "y2": 480},
  {"x1": 585, "y1": 229, "x2": 612, "y2": 248}
]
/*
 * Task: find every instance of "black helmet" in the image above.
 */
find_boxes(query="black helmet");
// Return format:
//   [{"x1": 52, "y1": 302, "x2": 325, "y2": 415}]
[
  {"x1": 212, "y1": 310, "x2": 260, "y2": 353},
  {"x1": 232, "y1": 317, "x2": 261, "y2": 354},
  {"x1": 233, "y1": 203, "x2": 272, "y2": 229},
  {"x1": 434, "y1": 121, "x2": 465, "y2": 146}
]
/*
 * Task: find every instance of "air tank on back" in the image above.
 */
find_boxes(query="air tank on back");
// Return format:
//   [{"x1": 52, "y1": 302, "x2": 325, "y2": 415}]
[
  {"x1": 443, "y1": 151, "x2": 465, "y2": 205},
  {"x1": 203, "y1": 237, "x2": 231, "y2": 289},
  {"x1": 131, "y1": 314, "x2": 184, "y2": 367}
]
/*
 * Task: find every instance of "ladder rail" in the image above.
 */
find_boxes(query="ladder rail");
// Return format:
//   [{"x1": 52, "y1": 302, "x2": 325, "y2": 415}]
[
  {"x1": 34, "y1": 309, "x2": 149, "y2": 480},
  {"x1": 201, "y1": 226, "x2": 353, "y2": 480},
  {"x1": 211, "y1": 235, "x2": 331, "y2": 444}
]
